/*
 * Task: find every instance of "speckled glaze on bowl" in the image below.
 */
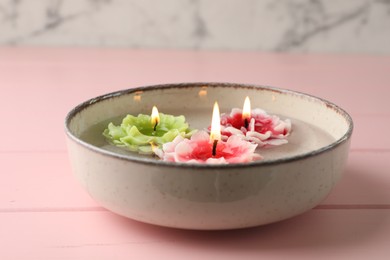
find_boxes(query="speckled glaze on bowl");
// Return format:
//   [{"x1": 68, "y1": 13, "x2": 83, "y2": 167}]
[{"x1": 65, "y1": 83, "x2": 353, "y2": 230}]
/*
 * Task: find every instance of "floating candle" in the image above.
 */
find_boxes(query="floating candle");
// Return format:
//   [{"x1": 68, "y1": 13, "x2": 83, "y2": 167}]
[
  {"x1": 103, "y1": 106, "x2": 195, "y2": 154},
  {"x1": 155, "y1": 102, "x2": 262, "y2": 164},
  {"x1": 219, "y1": 97, "x2": 292, "y2": 147}
]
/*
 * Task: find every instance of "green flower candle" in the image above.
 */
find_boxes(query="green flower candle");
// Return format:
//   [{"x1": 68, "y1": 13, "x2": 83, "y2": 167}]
[{"x1": 103, "y1": 106, "x2": 196, "y2": 154}]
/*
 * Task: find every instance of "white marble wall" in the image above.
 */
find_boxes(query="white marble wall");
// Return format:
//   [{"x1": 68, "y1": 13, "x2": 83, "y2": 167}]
[{"x1": 1, "y1": 0, "x2": 390, "y2": 54}]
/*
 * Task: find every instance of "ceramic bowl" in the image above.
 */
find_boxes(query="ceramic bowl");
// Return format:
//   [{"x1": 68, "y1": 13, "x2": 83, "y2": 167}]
[{"x1": 65, "y1": 83, "x2": 353, "y2": 230}]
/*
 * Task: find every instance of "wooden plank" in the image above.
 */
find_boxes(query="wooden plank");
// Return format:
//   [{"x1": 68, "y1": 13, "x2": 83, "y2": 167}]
[
  {"x1": 1, "y1": 48, "x2": 390, "y2": 260},
  {"x1": 350, "y1": 115, "x2": 390, "y2": 150},
  {"x1": 1, "y1": 49, "x2": 389, "y2": 115},
  {"x1": 1, "y1": 210, "x2": 390, "y2": 259},
  {"x1": 0, "y1": 152, "x2": 96, "y2": 209},
  {"x1": 323, "y1": 151, "x2": 390, "y2": 206}
]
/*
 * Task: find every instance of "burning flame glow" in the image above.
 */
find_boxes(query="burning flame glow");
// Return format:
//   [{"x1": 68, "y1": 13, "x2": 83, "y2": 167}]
[
  {"x1": 210, "y1": 102, "x2": 221, "y2": 142},
  {"x1": 133, "y1": 91, "x2": 143, "y2": 102},
  {"x1": 151, "y1": 106, "x2": 160, "y2": 126},
  {"x1": 198, "y1": 86, "x2": 208, "y2": 98},
  {"x1": 242, "y1": 96, "x2": 251, "y2": 120}
]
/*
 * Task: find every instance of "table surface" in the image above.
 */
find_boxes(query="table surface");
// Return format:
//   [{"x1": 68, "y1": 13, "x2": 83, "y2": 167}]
[{"x1": 1, "y1": 47, "x2": 389, "y2": 259}]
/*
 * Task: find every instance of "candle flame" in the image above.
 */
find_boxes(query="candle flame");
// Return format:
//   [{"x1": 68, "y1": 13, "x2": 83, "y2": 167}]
[
  {"x1": 210, "y1": 102, "x2": 221, "y2": 142},
  {"x1": 242, "y1": 96, "x2": 251, "y2": 120},
  {"x1": 151, "y1": 106, "x2": 160, "y2": 129}
]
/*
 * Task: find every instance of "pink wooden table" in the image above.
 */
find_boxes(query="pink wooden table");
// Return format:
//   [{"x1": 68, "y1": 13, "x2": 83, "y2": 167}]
[{"x1": 1, "y1": 47, "x2": 389, "y2": 259}]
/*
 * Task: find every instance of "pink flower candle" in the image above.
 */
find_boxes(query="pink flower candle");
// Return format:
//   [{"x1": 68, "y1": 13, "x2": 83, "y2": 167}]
[
  {"x1": 155, "y1": 102, "x2": 262, "y2": 164},
  {"x1": 219, "y1": 97, "x2": 291, "y2": 147}
]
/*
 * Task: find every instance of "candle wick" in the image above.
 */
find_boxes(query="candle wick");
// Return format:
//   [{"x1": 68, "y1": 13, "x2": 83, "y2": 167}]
[
  {"x1": 212, "y1": 139, "x2": 218, "y2": 157},
  {"x1": 244, "y1": 118, "x2": 249, "y2": 129},
  {"x1": 153, "y1": 122, "x2": 158, "y2": 131}
]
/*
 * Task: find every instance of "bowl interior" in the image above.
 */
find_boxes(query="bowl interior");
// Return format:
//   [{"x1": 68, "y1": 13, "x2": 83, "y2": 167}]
[{"x1": 66, "y1": 83, "x2": 352, "y2": 163}]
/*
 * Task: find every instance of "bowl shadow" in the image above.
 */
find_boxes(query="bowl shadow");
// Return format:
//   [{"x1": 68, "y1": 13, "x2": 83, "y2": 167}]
[{"x1": 102, "y1": 163, "x2": 389, "y2": 254}]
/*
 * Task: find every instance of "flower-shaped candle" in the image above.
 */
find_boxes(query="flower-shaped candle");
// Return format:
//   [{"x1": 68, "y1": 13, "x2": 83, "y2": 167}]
[
  {"x1": 103, "y1": 106, "x2": 195, "y2": 154},
  {"x1": 156, "y1": 102, "x2": 262, "y2": 164},
  {"x1": 220, "y1": 97, "x2": 292, "y2": 147}
]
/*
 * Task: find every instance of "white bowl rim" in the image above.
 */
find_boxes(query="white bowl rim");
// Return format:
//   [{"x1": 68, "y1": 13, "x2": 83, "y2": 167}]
[{"x1": 64, "y1": 82, "x2": 353, "y2": 169}]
